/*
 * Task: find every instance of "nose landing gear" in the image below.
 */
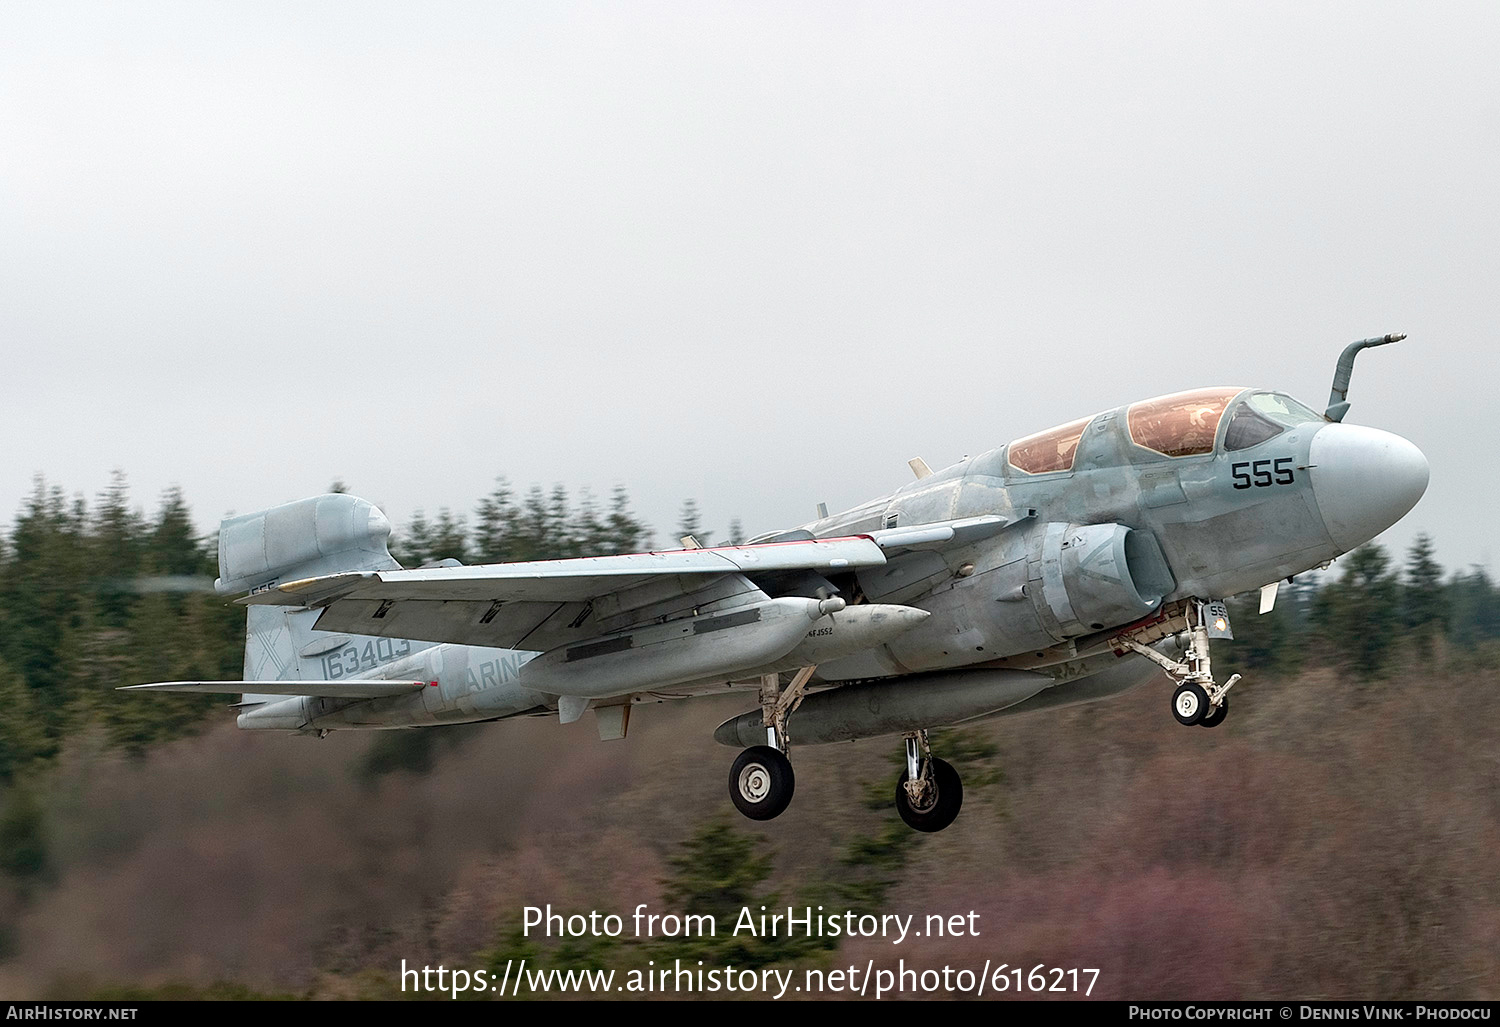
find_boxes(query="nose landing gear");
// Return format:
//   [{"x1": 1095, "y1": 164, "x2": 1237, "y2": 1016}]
[
  {"x1": 1112, "y1": 599, "x2": 1240, "y2": 728},
  {"x1": 1198, "y1": 697, "x2": 1229, "y2": 729}
]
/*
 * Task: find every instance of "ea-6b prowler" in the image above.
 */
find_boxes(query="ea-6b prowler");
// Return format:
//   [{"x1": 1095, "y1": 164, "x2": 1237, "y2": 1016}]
[{"x1": 126, "y1": 336, "x2": 1428, "y2": 832}]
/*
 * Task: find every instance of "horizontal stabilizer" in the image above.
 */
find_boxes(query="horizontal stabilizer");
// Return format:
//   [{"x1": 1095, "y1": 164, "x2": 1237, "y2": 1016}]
[{"x1": 118, "y1": 679, "x2": 431, "y2": 698}]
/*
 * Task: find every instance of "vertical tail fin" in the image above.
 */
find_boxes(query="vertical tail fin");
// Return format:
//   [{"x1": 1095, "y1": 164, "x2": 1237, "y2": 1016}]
[{"x1": 216, "y1": 494, "x2": 431, "y2": 704}]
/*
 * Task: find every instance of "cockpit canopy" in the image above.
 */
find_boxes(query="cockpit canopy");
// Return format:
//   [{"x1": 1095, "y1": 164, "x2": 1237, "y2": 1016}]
[
  {"x1": 1005, "y1": 388, "x2": 1325, "y2": 475},
  {"x1": 1221, "y1": 391, "x2": 1325, "y2": 451},
  {"x1": 1126, "y1": 387, "x2": 1242, "y2": 458},
  {"x1": 1007, "y1": 415, "x2": 1094, "y2": 475}
]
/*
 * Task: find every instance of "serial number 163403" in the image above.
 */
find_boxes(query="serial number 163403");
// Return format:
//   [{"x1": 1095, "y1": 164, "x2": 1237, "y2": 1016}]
[{"x1": 323, "y1": 638, "x2": 413, "y2": 678}]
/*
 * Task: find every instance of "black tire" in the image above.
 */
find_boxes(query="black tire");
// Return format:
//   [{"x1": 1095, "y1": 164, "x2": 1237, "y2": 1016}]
[
  {"x1": 1199, "y1": 697, "x2": 1228, "y2": 728},
  {"x1": 1172, "y1": 682, "x2": 1209, "y2": 725},
  {"x1": 895, "y1": 757, "x2": 964, "y2": 833},
  {"x1": 728, "y1": 745, "x2": 795, "y2": 821}
]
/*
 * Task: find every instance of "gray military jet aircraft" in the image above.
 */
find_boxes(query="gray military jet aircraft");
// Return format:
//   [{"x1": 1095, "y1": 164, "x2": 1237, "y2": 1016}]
[{"x1": 126, "y1": 335, "x2": 1427, "y2": 832}]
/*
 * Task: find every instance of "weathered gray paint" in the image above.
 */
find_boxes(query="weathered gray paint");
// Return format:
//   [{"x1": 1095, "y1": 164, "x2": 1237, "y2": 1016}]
[{"x1": 128, "y1": 372, "x2": 1428, "y2": 746}]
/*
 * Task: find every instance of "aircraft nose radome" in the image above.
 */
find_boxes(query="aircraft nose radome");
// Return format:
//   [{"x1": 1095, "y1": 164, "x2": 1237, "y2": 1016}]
[{"x1": 1308, "y1": 423, "x2": 1430, "y2": 553}]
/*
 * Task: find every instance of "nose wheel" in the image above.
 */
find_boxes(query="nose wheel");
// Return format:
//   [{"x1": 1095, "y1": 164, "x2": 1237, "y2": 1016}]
[
  {"x1": 1198, "y1": 697, "x2": 1229, "y2": 728},
  {"x1": 1172, "y1": 682, "x2": 1209, "y2": 725},
  {"x1": 1113, "y1": 599, "x2": 1241, "y2": 729},
  {"x1": 1172, "y1": 682, "x2": 1228, "y2": 726}
]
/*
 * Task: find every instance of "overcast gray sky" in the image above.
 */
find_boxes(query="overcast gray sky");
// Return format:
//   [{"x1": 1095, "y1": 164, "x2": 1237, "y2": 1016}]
[{"x1": 2, "y1": 1, "x2": 1495, "y2": 570}]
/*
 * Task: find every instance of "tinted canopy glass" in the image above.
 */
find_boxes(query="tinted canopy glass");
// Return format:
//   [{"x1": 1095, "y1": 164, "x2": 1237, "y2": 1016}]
[
  {"x1": 1127, "y1": 388, "x2": 1244, "y2": 458},
  {"x1": 1008, "y1": 415, "x2": 1094, "y2": 475}
]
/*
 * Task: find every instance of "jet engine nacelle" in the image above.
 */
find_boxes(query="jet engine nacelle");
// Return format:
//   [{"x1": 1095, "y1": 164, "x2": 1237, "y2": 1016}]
[
  {"x1": 833, "y1": 520, "x2": 1178, "y2": 679},
  {"x1": 1029, "y1": 522, "x2": 1174, "y2": 638}
]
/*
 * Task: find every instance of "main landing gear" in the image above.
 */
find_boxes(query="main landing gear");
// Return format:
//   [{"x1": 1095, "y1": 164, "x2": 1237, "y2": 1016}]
[
  {"x1": 726, "y1": 669, "x2": 966, "y2": 831},
  {"x1": 895, "y1": 729, "x2": 963, "y2": 832},
  {"x1": 727, "y1": 668, "x2": 814, "y2": 821},
  {"x1": 1111, "y1": 599, "x2": 1240, "y2": 729},
  {"x1": 728, "y1": 745, "x2": 795, "y2": 820}
]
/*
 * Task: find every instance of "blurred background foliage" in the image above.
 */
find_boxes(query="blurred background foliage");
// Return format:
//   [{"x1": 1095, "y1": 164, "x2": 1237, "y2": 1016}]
[{"x1": 0, "y1": 473, "x2": 1497, "y2": 998}]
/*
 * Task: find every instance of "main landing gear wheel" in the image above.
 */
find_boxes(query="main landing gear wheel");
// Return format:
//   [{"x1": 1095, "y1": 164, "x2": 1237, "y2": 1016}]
[
  {"x1": 1172, "y1": 682, "x2": 1209, "y2": 726},
  {"x1": 729, "y1": 745, "x2": 795, "y2": 821},
  {"x1": 1199, "y1": 697, "x2": 1228, "y2": 728},
  {"x1": 896, "y1": 757, "x2": 963, "y2": 833}
]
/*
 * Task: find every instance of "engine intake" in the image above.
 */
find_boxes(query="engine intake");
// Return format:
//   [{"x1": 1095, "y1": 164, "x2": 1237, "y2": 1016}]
[{"x1": 1032, "y1": 522, "x2": 1173, "y2": 637}]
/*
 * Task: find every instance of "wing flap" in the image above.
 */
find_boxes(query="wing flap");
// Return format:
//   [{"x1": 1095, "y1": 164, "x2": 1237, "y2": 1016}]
[
  {"x1": 118, "y1": 679, "x2": 430, "y2": 698},
  {"x1": 309, "y1": 597, "x2": 576, "y2": 651}
]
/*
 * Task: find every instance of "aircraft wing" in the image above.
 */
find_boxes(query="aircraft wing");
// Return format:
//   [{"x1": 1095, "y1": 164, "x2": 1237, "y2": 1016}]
[
  {"x1": 118, "y1": 679, "x2": 431, "y2": 698},
  {"x1": 241, "y1": 536, "x2": 889, "y2": 651}
]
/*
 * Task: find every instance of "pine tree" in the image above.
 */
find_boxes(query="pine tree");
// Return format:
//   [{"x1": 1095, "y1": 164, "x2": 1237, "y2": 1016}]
[
  {"x1": 473, "y1": 478, "x2": 518, "y2": 563},
  {"x1": 573, "y1": 488, "x2": 609, "y2": 556},
  {"x1": 606, "y1": 486, "x2": 648, "y2": 554},
  {"x1": 0, "y1": 659, "x2": 53, "y2": 782},
  {"x1": 147, "y1": 486, "x2": 207, "y2": 577},
  {"x1": 96, "y1": 590, "x2": 219, "y2": 755},
  {"x1": 1311, "y1": 543, "x2": 1401, "y2": 679},
  {"x1": 393, "y1": 509, "x2": 435, "y2": 566},
  {"x1": 655, "y1": 819, "x2": 801, "y2": 967},
  {"x1": 547, "y1": 485, "x2": 573, "y2": 558},
  {"x1": 0, "y1": 479, "x2": 89, "y2": 727},
  {"x1": 677, "y1": 499, "x2": 710, "y2": 547},
  {"x1": 91, "y1": 472, "x2": 145, "y2": 628},
  {"x1": 1402, "y1": 533, "x2": 1447, "y2": 657},
  {"x1": 471, "y1": 479, "x2": 652, "y2": 561},
  {"x1": 427, "y1": 509, "x2": 470, "y2": 564},
  {"x1": 509, "y1": 486, "x2": 543, "y2": 560},
  {"x1": 1225, "y1": 589, "x2": 1303, "y2": 673},
  {"x1": 1447, "y1": 567, "x2": 1500, "y2": 645}
]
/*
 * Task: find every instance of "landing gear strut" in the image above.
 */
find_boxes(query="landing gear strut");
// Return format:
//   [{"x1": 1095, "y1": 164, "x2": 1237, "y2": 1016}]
[
  {"x1": 893, "y1": 730, "x2": 964, "y2": 832},
  {"x1": 726, "y1": 670, "x2": 968, "y2": 831},
  {"x1": 727, "y1": 667, "x2": 815, "y2": 821},
  {"x1": 1112, "y1": 600, "x2": 1241, "y2": 728}
]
